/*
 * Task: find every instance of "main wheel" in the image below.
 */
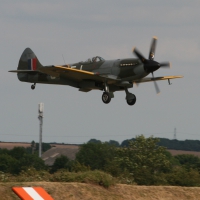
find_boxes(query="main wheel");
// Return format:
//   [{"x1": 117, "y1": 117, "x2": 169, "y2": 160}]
[
  {"x1": 102, "y1": 92, "x2": 111, "y2": 104},
  {"x1": 31, "y1": 84, "x2": 35, "y2": 90},
  {"x1": 126, "y1": 95, "x2": 136, "y2": 106}
]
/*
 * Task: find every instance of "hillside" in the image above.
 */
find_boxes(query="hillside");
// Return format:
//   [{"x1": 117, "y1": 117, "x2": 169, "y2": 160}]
[
  {"x1": 0, "y1": 142, "x2": 31, "y2": 150},
  {"x1": 1, "y1": 182, "x2": 200, "y2": 200}
]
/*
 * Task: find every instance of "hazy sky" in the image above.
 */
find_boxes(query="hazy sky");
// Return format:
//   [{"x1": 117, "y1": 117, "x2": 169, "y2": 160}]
[{"x1": 1, "y1": 0, "x2": 200, "y2": 144}]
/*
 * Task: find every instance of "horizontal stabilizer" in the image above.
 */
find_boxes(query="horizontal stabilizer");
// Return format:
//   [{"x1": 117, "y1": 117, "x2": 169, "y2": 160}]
[{"x1": 9, "y1": 70, "x2": 40, "y2": 73}]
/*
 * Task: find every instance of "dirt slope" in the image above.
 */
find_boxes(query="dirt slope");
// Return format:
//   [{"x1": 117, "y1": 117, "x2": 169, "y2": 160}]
[{"x1": 1, "y1": 182, "x2": 200, "y2": 200}]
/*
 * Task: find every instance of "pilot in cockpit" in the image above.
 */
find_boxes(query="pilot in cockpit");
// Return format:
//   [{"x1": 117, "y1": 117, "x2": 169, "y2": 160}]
[
  {"x1": 92, "y1": 57, "x2": 96, "y2": 62},
  {"x1": 87, "y1": 56, "x2": 102, "y2": 63}
]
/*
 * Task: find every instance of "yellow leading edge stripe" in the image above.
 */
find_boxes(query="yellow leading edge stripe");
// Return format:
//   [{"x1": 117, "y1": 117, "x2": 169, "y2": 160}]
[
  {"x1": 55, "y1": 66, "x2": 95, "y2": 75},
  {"x1": 159, "y1": 76, "x2": 183, "y2": 79}
]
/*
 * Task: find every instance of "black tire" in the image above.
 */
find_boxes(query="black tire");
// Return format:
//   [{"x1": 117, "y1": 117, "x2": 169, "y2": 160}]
[
  {"x1": 31, "y1": 85, "x2": 35, "y2": 90},
  {"x1": 102, "y1": 92, "x2": 111, "y2": 104},
  {"x1": 126, "y1": 96, "x2": 136, "y2": 106}
]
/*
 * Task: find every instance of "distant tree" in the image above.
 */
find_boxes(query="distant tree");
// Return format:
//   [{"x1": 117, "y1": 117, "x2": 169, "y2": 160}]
[
  {"x1": 107, "y1": 140, "x2": 120, "y2": 147},
  {"x1": 158, "y1": 138, "x2": 200, "y2": 151},
  {"x1": 162, "y1": 150, "x2": 180, "y2": 167},
  {"x1": 174, "y1": 154, "x2": 200, "y2": 171},
  {"x1": 51, "y1": 155, "x2": 70, "y2": 173},
  {"x1": 9, "y1": 147, "x2": 27, "y2": 160},
  {"x1": 0, "y1": 148, "x2": 9, "y2": 155},
  {"x1": 19, "y1": 154, "x2": 46, "y2": 171},
  {"x1": 87, "y1": 139, "x2": 102, "y2": 144},
  {"x1": 0, "y1": 147, "x2": 46, "y2": 174},
  {"x1": 76, "y1": 142, "x2": 116, "y2": 171},
  {"x1": 35, "y1": 143, "x2": 51, "y2": 152},
  {"x1": 121, "y1": 138, "x2": 135, "y2": 147},
  {"x1": 31, "y1": 140, "x2": 36, "y2": 154},
  {"x1": 0, "y1": 154, "x2": 19, "y2": 174},
  {"x1": 115, "y1": 135, "x2": 171, "y2": 185}
]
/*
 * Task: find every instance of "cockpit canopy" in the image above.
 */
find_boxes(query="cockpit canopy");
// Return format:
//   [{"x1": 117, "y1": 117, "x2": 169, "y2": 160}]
[{"x1": 86, "y1": 56, "x2": 105, "y2": 63}]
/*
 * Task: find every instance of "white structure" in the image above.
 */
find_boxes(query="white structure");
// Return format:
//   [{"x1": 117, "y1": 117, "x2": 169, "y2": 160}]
[
  {"x1": 174, "y1": 128, "x2": 177, "y2": 140},
  {"x1": 38, "y1": 103, "x2": 44, "y2": 157}
]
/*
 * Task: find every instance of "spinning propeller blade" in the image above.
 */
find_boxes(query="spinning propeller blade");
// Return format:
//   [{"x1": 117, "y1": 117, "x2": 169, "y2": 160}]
[
  {"x1": 149, "y1": 36, "x2": 157, "y2": 60},
  {"x1": 133, "y1": 37, "x2": 171, "y2": 94},
  {"x1": 132, "y1": 47, "x2": 146, "y2": 63},
  {"x1": 160, "y1": 62, "x2": 171, "y2": 68},
  {"x1": 152, "y1": 72, "x2": 160, "y2": 94}
]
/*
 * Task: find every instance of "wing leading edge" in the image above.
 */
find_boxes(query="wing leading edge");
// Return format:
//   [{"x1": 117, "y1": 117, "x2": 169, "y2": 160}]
[
  {"x1": 134, "y1": 76, "x2": 183, "y2": 83},
  {"x1": 38, "y1": 65, "x2": 120, "y2": 84}
]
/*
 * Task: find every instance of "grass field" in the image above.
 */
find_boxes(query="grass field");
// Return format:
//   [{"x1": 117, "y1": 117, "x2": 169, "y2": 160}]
[{"x1": 1, "y1": 182, "x2": 200, "y2": 200}]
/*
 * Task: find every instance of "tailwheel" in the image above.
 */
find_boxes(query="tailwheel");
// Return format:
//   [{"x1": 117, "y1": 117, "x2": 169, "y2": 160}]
[
  {"x1": 31, "y1": 83, "x2": 36, "y2": 90},
  {"x1": 126, "y1": 96, "x2": 136, "y2": 106},
  {"x1": 125, "y1": 88, "x2": 136, "y2": 106},
  {"x1": 102, "y1": 92, "x2": 111, "y2": 104}
]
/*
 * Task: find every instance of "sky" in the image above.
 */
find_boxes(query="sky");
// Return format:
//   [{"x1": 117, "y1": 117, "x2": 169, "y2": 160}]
[{"x1": 0, "y1": 0, "x2": 200, "y2": 144}]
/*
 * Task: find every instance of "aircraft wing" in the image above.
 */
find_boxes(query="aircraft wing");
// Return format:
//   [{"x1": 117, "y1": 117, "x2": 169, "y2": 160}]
[
  {"x1": 134, "y1": 76, "x2": 183, "y2": 83},
  {"x1": 38, "y1": 65, "x2": 120, "y2": 84}
]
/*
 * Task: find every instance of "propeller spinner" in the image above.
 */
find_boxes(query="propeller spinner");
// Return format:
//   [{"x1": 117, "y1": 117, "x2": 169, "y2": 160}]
[{"x1": 133, "y1": 37, "x2": 170, "y2": 94}]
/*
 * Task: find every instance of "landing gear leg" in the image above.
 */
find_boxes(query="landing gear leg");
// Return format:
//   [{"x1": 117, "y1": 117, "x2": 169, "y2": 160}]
[
  {"x1": 101, "y1": 82, "x2": 114, "y2": 104},
  {"x1": 31, "y1": 83, "x2": 36, "y2": 90},
  {"x1": 125, "y1": 88, "x2": 136, "y2": 106}
]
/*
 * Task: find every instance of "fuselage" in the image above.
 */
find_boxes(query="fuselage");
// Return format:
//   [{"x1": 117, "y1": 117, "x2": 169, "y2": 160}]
[
  {"x1": 17, "y1": 57, "x2": 149, "y2": 92},
  {"x1": 69, "y1": 57, "x2": 149, "y2": 80}
]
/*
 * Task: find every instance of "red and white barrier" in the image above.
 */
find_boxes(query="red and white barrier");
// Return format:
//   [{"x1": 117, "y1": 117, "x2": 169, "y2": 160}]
[{"x1": 12, "y1": 187, "x2": 54, "y2": 200}]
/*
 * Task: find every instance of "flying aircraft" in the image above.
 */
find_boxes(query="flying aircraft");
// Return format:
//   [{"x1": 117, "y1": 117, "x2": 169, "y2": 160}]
[{"x1": 9, "y1": 37, "x2": 182, "y2": 106}]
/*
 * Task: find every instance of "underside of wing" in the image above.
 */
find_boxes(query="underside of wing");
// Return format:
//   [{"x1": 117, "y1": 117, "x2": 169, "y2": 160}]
[{"x1": 134, "y1": 75, "x2": 183, "y2": 83}]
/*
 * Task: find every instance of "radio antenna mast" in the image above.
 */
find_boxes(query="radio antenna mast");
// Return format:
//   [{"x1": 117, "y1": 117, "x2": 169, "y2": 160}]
[
  {"x1": 38, "y1": 103, "x2": 44, "y2": 158},
  {"x1": 173, "y1": 127, "x2": 177, "y2": 140}
]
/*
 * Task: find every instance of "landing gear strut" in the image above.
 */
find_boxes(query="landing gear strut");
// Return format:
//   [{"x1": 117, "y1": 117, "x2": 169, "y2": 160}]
[
  {"x1": 31, "y1": 83, "x2": 36, "y2": 90},
  {"x1": 101, "y1": 82, "x2": 114, "y2": 104},
  {"x1": 125, "y1": 88, "x2": 136, "y2": 106}
]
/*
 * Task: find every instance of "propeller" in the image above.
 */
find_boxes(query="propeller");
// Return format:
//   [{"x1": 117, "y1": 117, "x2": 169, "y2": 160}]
[
  {"x1": 152, "y1": 72, "x2": 160, "y2": 94},
  {"x1": 133, "y1": 37, "x2": 170, "y2": 94},
  {"x1": 149, "y1": 36, "x2": 157, "y2": 60}
]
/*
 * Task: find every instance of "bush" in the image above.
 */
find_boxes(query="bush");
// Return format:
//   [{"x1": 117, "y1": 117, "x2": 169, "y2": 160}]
[
  {"x1": 0, "y1": 169, "x2": 116, "y2": 188},
  {"x1": 164, "y1": 167, "x2": 200, "y2": 186},
  {"x1": 51, "y1": 170, "x2": 116, "y2": 188}
]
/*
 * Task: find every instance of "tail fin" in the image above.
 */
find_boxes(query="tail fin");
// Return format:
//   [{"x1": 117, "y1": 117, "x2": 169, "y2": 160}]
[{"x1": 18, "y1": 48, "x2": 43, "y2": 70}]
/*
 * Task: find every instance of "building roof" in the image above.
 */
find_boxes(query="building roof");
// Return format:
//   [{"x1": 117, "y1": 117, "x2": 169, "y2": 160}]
[{"x1": 42, "y1": 145, "x2": 79, "y2": 166}]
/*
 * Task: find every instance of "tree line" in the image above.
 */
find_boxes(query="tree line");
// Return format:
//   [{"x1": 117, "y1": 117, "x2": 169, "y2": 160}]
[
  {"x1": 74, "y1": 136, "x2": 200, "y2": 186},
  {"x1": 1, "y1": 136, "x2": 200, "y2": 186},
  {"x1": 90, "y1": 137, "x2": 200, "y2": 151}
]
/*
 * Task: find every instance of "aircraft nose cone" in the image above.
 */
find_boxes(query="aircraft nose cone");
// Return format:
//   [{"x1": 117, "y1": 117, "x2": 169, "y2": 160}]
[{"x1": 144, "y1": 61, "x2": 160, "y2": 73}]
